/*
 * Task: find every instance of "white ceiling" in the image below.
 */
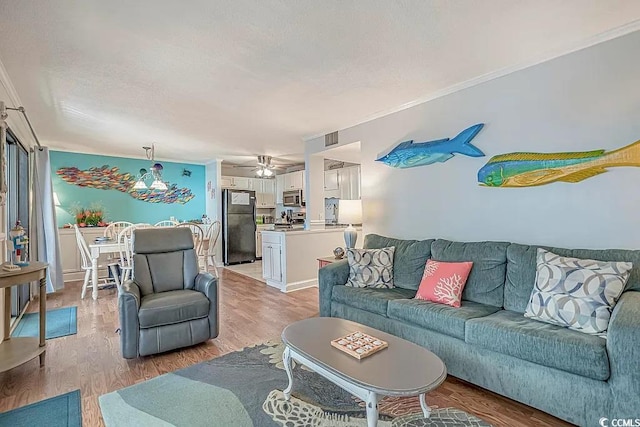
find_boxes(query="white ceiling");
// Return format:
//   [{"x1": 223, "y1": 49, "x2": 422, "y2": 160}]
[{"x1": 0, "y1": 1, "x2": 639, "y2": 164}]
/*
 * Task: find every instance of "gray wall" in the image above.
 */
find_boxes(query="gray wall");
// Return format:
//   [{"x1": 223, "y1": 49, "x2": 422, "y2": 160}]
[{"x1": 307, "y1": 30, "x2": 640, "y2": 249}]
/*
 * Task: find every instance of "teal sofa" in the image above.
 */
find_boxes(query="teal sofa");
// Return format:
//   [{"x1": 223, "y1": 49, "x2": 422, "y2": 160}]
[{"x1": 318, "y1": 234, "x2": 640, "y2": 427}]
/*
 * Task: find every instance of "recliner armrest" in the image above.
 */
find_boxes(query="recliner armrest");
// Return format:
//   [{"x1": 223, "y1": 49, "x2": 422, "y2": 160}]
[
  {"x1": 119, "y1": 280, "x2": 141, "y2": 307},
  {"x1": 318, "y1": 260, "x2": 349, "y2": 317},
  {"x1": 607, "y1": 290, "x2": 640, "y2": 417},
  {"x1": 195, "y1": 272, "x2": 219, "y2": 338},
  {"x1": 118, "y1": 280, "x2": 141, "y2": 359}
]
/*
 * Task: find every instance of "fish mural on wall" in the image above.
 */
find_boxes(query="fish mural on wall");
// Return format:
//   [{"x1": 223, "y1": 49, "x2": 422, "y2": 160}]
[
  {"x1": 56, "y1": 165, "x2": 195, "y2": 204},
  {"x1": 375, "y1": 123, "x2": 485, "y2": 169},
  {"x1": 478, "y1": 138, "x2": 640, "y2": 187}
]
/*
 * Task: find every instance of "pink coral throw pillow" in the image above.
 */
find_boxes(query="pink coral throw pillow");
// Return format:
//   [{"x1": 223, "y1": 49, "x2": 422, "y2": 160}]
[{"x1": 415, "y1": 260, "x2": 473, "y2": 308}]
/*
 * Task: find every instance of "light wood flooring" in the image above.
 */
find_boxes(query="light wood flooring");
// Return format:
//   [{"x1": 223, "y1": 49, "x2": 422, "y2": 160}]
[
  {"x1": 0, "y1": 269, "x2": 572, "y2": 426},
  {"x1": 223, "y1": 260, "x2": 266, "y2": 283}
]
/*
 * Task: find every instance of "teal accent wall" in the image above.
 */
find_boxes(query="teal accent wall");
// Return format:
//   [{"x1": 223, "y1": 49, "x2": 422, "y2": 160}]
[{"x1": 50, "y1": 151, "x2": 205, "y2": 227}]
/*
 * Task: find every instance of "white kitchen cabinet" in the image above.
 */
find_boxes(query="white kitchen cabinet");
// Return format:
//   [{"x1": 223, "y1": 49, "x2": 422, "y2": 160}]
[
  {"x1": 256, "y1": 225, "x2": 274, "y2": 258},
  {"x1": 324, "y1": 170, "x2": 339, "y2": 191},
  {"x1": 221, "y1": 176, "x2": 251, "y2": 190},
  {"x1": 265, "y1": 180, "x2": 276, "y2": 200},
  {"x1": 283, "y1": 170, "x2": 304, "y2": 190},
  {"x1": 326, "y1": 166, "x2": 361, "y2": 200},
  {"x1": 275, "y1": 175, "x2": 284, "y2": 204},
  {"x1": 262, "y1": 234, "x2": 283, "y2": 288},
  {"x1": 254, "y1": 179, "x2": 276, "y2": 208},
  {"x1": 220, "y1": 176, "x2": 233, "y2": 188}
]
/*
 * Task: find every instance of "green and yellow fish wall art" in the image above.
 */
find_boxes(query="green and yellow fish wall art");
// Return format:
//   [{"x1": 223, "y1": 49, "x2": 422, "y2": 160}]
[{"x1": 477, "y1": 138, "x2": 640, "y2": 188}]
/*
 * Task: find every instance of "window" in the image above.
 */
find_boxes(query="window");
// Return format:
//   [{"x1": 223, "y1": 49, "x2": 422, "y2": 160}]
[{"x1": 6, "y1": 128, "x2": 30, "y2": 318}]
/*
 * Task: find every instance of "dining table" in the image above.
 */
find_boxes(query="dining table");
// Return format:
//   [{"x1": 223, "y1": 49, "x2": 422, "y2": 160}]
[{"x1": 88, "y1": 239, "x2": 122, "y2": 300}]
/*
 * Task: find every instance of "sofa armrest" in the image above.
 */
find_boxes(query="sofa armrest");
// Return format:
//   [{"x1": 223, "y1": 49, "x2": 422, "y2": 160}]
[
  {"x1": 607, "y1": 290, "x2": 640, "y2": 417},
  {"x1": 195, "y1": 272, "x2": 219, "y2": 338},
  {"x1": 318, "y1": 260, "x2": 349, "y2": 317},
  {"x1": 118, "y1": 280, "x2": 141, "y2": 359}
]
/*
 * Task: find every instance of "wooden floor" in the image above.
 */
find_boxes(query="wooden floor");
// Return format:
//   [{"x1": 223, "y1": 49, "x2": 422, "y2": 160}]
[{"x1": 0, "y1": 269, "x2": 572, "y2": 426}]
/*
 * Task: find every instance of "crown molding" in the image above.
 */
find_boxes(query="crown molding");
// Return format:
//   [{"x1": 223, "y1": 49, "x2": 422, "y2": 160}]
[
  {"x1": 48, "y1": 146, "x2": 208, "y2": 165},
  {"x1": 303, "y1": 20, "x2": 640, "y2": 143}
]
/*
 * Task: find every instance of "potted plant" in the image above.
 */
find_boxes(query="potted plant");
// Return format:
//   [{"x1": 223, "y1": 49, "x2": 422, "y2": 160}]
[
  {"x1": 71, "y1": 203, "x2": 106, "y2": 227},
  {"x1": 70, "y1": 204, "x2": 87, "y2": 227}
]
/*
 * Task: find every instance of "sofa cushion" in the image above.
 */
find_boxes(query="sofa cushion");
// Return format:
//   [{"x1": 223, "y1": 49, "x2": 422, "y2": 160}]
[
  {"x1": 506, "y1": 243, "x2": 640, "y2": 313},
  {"x1": 139, "y1": 289, "x2": 209, "y2": 329},
  {"x1": 465, "y1": 310, "x2": 610, "y2": 381},
  {"x1": 364, "y1": 234, "x2": 434, "y2": 291},
  {"x1": 431, "y1": 240, "x2": 509, "y2": 307},
  {"x1": 331, "y1": 285, "x2": 415, "y2": 316},
  {"x1": 387, "y1": 299, "x2": 499, "y2": 340}
]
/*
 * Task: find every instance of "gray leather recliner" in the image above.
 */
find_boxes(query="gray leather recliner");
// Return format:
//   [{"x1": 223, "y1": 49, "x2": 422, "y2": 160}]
[{"x1": 118, "y1": 227, "x2": 219, "y2": 358}]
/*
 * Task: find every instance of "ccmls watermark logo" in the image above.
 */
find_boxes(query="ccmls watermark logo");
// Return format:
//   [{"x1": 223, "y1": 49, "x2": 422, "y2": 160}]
[{"x1": 599, "y1": 418, "x2": 640, "y2": 427}]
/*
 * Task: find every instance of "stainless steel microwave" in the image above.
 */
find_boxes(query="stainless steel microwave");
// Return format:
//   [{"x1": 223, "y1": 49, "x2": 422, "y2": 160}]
[{"x1": 283, "y1": 190, "x2": 304, "y2": 207}]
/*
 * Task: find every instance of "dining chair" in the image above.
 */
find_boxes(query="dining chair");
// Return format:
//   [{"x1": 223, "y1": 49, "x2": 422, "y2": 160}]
[
  {"x1": 74, "y1": 224, "x2": 120, "y2": 299},
  {"x1": 203, "y1": 220, "x2": 221, "y2": 276},
  {"x1": 175, "y1": 222, "x2": 205, "y2": 267},
  {"x1": 103, "y1": 221, "x2": 134, "y2": 239},
  {"x1": 117, "y1": 224, "x2": 151, "y2": 283},
  {"x1": 117, "y1": 222, "x2": 154, "y2": 283},
  {"x1": 103, "y1": 221, "x2": 134, "y2": 265},
  {"x1": 154, "y1": 220, "x2": 179, "y2": 227}
]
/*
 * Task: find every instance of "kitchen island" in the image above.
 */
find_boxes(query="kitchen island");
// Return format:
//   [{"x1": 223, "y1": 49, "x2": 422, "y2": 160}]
[{"x1": 261, "y1": 228, "x2": 357, "y2": 292}]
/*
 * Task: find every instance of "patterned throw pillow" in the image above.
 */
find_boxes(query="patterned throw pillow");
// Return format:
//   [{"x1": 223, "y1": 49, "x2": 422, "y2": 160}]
[
  {"x1": 524, "y1": 249, "x2": 631, "y2": 336},
  {"x1": 346, "y1": 247, "x2": 395, "y2": 288},
  {"x1": 415, "y1": 260, "x2": 473, "y2": 307}
]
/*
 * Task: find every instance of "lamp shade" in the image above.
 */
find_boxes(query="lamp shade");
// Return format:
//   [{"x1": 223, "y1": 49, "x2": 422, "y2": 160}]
[
  {"x1": 339, "y1": 200, "x2": 362, "y2": 225},
  {"x1": 133, "y1": 179, "x2": 148, "y2": 190},
  {"x1": 150, "y1": 179, "x2": 168, "y2": 191}
]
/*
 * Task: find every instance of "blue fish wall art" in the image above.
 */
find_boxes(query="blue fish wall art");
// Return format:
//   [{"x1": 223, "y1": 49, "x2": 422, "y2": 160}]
[{"x1": 376, "y1": 123, "x2": 485, "y2": 169}]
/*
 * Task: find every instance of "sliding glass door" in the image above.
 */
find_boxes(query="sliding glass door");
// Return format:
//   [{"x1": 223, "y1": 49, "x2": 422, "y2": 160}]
[{"x1": 6, "y1": 128, "x2": 30, "y2": 318}]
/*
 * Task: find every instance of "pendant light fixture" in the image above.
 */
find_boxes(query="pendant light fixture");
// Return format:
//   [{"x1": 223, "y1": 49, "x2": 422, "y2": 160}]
[{"x1": 133, "y1": 144, "x2": 167, "y2": 191}]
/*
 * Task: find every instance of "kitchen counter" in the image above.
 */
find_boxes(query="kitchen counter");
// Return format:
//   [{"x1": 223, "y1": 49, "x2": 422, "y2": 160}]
[
  {"x1": 266, "y1": 226, "x2": 361, "y2": 234},
  {"x1": 261, "y1": 228, "x2": 354, "y2": 292}
]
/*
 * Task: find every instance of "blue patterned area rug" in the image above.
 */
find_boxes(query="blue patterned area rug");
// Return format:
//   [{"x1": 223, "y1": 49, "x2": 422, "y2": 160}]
[
  {"x1": 99, "y1": 341, "x2": 491, "y2": 427},
  {"x1": 11, "y1": 306, "x2": 77, "y2": 339},
  {"x1": 0, "y1": 389, "x2": 81, "y2": 427}
]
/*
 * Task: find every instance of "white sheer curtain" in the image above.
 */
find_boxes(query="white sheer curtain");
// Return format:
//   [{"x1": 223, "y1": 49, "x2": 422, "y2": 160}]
[{"x1": 32, "y1": 147, "x2": 63, "y2": 292}]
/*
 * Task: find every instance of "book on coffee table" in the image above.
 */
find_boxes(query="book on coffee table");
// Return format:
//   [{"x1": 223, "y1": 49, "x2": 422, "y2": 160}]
[{"x1": 330, "y1": 331, "x2": 388, "y2": 360}]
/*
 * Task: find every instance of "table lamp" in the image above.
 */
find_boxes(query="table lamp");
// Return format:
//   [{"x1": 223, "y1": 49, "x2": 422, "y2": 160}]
[{"x1": 339, "y1": 199, "x2": 362, "y2": 249}]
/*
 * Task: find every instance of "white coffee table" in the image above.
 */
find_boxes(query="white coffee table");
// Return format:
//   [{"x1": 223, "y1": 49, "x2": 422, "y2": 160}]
[{"x1": 281, "y1": 317, "x2": 447, "y2": 427}]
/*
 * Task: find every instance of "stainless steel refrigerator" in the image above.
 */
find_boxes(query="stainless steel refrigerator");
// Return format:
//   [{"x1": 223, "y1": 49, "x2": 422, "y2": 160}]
[{"x1": 222, "y1": 189, "x2": 257, "y2": 265}]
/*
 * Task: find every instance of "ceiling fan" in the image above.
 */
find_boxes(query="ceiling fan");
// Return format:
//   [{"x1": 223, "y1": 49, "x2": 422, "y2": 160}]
[
  {"x1": 230, "y1": 155, "x2": 288, "y2": 177},
  {"x1": 255, "y1": 155, "x2": 277, "y2": 177}
]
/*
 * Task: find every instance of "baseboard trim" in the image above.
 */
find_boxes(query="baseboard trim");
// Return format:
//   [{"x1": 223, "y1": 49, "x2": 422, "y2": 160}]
[{"x1": 283, "y1": 279, "x2": 318, "y2": 293}]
